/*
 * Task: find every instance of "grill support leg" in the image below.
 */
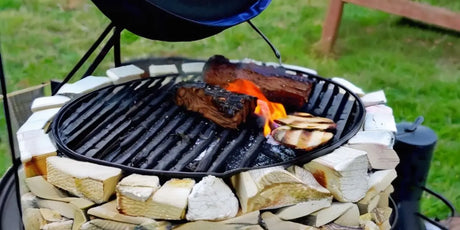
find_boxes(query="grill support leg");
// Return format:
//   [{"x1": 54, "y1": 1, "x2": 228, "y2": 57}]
[{"x1": 0, "y1": 47, "x2": 24, "y2": 228}]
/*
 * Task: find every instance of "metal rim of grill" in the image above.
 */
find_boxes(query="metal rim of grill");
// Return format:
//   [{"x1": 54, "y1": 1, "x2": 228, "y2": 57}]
[{"x1": 51, "y1": 57, "x2": 365, "y2": 179}]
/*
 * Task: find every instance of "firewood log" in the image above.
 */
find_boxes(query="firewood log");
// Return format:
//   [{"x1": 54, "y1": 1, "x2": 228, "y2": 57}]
[
  {"x1": 46, "y1": 156, "x2": 122, "y2": 204},
  {"x1": 275, "y1": 166, "x2": 332, "y2": 220},
  {"x1": 301, "y1": 202, "x2": 354, "y2": 227},
  {"x1": 88, "y1": 200, "x2": 170, "y2": 228},
  {"x1": 304, "y1": 147, "x2": 369, "y2": 202},
  {"x1": 230, "y1": 166, "x2": 331, "y2": 213},
  {"x1": 186, "y1": 175, "x2": 239, "y2": 221},
  {"x1": 261, "y1": 212, "x2": 318, "y2": 230},
  {"x1": 333, "y1": 204, "x2": 360, "y2": 227},
  {"x1": 117, "y1": 177, "x2": 195, "y2": 220}
]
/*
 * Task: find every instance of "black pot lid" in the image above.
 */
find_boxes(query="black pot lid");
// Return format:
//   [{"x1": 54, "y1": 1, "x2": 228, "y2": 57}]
[{"x1": 396, "y1": 116, "x2": 437, "y2": 147}]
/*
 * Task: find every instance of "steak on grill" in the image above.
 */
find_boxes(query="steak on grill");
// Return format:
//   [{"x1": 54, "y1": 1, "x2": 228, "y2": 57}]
[
  {"x1": 175, "y1": 82, "x2": 257, "y2": 129},
  {"x1": 203, "y1": 55, "x2": 314, "y2": 110}
]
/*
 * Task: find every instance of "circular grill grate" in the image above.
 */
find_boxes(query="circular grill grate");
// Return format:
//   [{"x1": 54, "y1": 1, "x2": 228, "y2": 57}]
[{"x1": 52, "y1": 58, "x2": 365, "y2": 179}]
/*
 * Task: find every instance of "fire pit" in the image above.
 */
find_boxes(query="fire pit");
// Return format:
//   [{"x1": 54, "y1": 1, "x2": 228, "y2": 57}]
[{"x1": 51, "y1": 57, "x2": 365, "y2": 178}]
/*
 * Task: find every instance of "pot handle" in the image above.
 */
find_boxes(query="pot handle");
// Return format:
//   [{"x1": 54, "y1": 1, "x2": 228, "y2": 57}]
[
  {"x1": 415, "y1": 186, "x2": 456, "y2": 230},
  {"x1": 247, "y1": 20, "x2": 283, "y2": 66}
]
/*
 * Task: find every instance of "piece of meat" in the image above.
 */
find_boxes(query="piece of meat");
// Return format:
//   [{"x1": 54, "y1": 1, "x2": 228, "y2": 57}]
[
  {"x1": 175, "y1": 82, "x2": 257, "y2": 129},
  {"x1": 203, "y1": 55, "x2": 314, "y2": 110}
]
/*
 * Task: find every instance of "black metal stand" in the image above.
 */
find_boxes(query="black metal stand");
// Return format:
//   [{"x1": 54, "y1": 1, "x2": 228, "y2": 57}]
[
  {"x1": 0, "y1": 22, "x2": 125, "y2": 229},
  {"x1": 51, "y1": 22, "x2": 124, "y2": 95},
  {"x1": 0, "y1": 44, "x2": 24, "y2": 229}
]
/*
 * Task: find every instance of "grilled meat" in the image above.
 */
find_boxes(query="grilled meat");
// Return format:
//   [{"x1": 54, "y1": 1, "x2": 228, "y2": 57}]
[
  {"x1": 203, "y1": 55, "x2": 314, "y2": 110},
  {"x1": 175, "y1": 82, "x2": 257, "y2": 129}
]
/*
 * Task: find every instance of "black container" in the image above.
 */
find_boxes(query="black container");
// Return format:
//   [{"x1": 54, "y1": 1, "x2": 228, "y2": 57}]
[
  {"x1": 0, "y1": 168, "x2": 22, "y2": 230},
  {"x1": 393, "y1": 116, "x2": 437, "y2": 230}
]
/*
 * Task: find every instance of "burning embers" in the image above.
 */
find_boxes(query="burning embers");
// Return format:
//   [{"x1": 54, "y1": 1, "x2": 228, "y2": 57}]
[
  {"x1": 176, "y1": 55, "x2": 336, "y2": 151},
  {"x1": 225, "y1": 79, "x2": 286, "y2": 136}
]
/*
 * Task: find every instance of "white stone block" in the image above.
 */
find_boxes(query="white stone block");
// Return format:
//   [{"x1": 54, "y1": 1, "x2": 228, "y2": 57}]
[
  {"x1": 57, "y1": 76, "x2": 112, "y2": 95},
  {"x1": 17, "y1": 108, "x2": 60, "y2": 134},
  {"x1": 348, "y1": 130, "x2": 395, "y2": 148},
  {"x1": 361, "y1": 90, "x2": 387, "y2": 107},
  {"x1": 30, "y1": 95, "x2": 70, "y2": 112},
  {"x1": 149, "y1": 64, "x2": 178, "y2": 76},
  {"x1": 106, "y1": 64, "x2": 145, "y2": 84},
  {"x1": 332, "y1": 77, "x2": 365, "y2": 96},
  {"x1": 181, "y1": 62, "x2": 205, "y2": 73},
  {"x1": 364, "y1": 113, "x2": 397, "y2": 133}
]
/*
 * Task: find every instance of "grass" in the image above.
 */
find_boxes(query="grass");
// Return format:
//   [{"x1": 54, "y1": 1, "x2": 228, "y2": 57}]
[{"x1": 0, "y1": 0, "x2": 459, "y2": 219}]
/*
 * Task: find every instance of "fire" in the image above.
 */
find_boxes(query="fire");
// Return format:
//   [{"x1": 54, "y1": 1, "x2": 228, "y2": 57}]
[{"x1": 226, "y1": 79, "x2": 287, "y2": 136}]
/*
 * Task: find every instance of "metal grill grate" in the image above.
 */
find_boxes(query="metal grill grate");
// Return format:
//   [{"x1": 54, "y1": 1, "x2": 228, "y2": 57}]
[{"x1": 52, "y1": 59, "x2": 365, "y2": 179}]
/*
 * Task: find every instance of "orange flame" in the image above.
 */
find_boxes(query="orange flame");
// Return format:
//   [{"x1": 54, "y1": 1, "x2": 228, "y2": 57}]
[{"x1": 226, "y1": 79, "x2": 287, "y2": 136}]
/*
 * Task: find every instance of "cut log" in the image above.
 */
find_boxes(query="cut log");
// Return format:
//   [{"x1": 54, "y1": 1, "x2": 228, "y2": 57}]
[
  {"x1": 275, "y1": 198, "x2": 332, "y2": 221},
  {"x1": 358, "y1": 194, "x2": 381, "y2": 215},
  {"x1": 357, "y1": 170, "x2": 396, "y2": 214},
  {"x1": 42, "y1": 220, "x2": 73, "y2": 230},
  {"x1": 116, "y1": 174, "x2": 160, "y2": 202},
  {"x1": 364, "y1": 113, "x2": 396, "y2": 133},
  {"x1": 23, "y1": 208, "x2": 47, "y2": 230},
  {"x1": 377, "y1": 185, "x2": 394, "y2": 209},
  {"x1": 46, "y1": 156, "x2": 122, "y2": 204},
  {"x1": 88, "y1": 200, "x2": 170, "y2": 228},
  {"x1": 80, "y1": 219, "x2": 137, "y2": 230},
  {"x1": 18, "y1": 131, "x2": 57, "y2": 178},
  {"x1": 320, "y1": 223, "x2": 363, "y2": 230},
  {"x1": 303, "y1": 147, "x2": 369, "y2": 202},
  {"x1": 230, "y1": 166, "x2": 332, "y2": 213},
  {"x1": 39, "y1": 208, "x2": 63, "y2": 222},
  {"x1": 347, "y1": 131, "x2": 394, "y2": 148},
  {"x1": 261, "y1": 212, "x2": 318, "y2": 230},
  {"x1": 220, "y1": 211, "x2": 260, "y2": 225},
  {"x1": 118, "y1": 178, "x2": 195, "y2": 220},
  {"x1": 370, "y1": 207, "x2": 392, "y2": 226},
  {"x1": 368, "y1": 170, "x2": 397, "y2": 193},
  {"x1": 21, "y1": 193, "x2": 88, "y2": 230},
  {"x1": 334, "y1": 203, "x2": 360, "y2": 227},
  {"x1": 175, "y1": 221, "x2": 263, "y2": 230},
  {"x1": 276, "y1": 166, "x2": 332, "y2": 220},
  {"x1": 186, "y1": 175, "x2": 239, "y2": 221},
  {"x1": 346, "y1": 143, "x2": 399, "y2": 170},
  {"x1": 25, "y1": 176, "x2": 95, "y2": 209},
  {"x1": 301, "y1": 202, "x2": 354, "y2": 227}
]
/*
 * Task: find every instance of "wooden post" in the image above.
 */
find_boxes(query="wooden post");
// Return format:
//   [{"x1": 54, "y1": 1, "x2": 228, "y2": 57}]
[
  {"x1": 318, "y1": 0, "x2": 460, "y2": 53},
  {"x1": 319, "y1": 0, "x2": 345, "y2": 54}
]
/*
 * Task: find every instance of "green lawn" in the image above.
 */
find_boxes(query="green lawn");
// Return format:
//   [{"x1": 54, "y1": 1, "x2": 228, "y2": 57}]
[{"x1": 1, "y1": 0, "x2": 459, "y2": 219}]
